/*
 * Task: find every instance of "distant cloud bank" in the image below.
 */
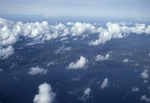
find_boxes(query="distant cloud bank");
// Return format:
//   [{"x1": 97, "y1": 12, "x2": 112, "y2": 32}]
[{"x1": 1, "y1": 18, "x2": 150, "y2": 59}]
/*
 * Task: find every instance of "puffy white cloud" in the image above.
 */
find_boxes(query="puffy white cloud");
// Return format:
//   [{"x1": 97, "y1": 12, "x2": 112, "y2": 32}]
[
  {"x1": 141, "y1": 95, "x2": 150, "y2": 103},
  {"x1": 79, "y1": 88, "x2": 91, "y2": 101},
  {"x1": 70, "y1": 22, "x2": 96, "y2": 37},
  {"x1": 141, "y1": 70, "x2": 149, "y2": 79},
  {"x1": 89, "y1": 22, "x2": 150, "y2": 46},
  {"x1": 0, "y1": 46, "x2": 14, "y2": 59},
  {"x1": 95, "y1": 54, "x2": 110, "y2": 61},
  {"x1": 55, "y1": 45, "x2": 71, "y2": 54},
  {"x1": 101, "y1": 78, "x2": 109, "y2": 89},
  {"x1": 131, "y1": 87, "x2": 140, "y2": 92},
  {"x1": 67, "y1": 56, "x2": 88, "y2": 69},
  {"x1": 123, "y1": 58, "x2": 129, "y2": 63},
  {"x1": 34, "y1": 82, "x2": 56, "y2": 103},
  {"x1": 28, "y1": 66, "x2": 47, "y2": 75}
]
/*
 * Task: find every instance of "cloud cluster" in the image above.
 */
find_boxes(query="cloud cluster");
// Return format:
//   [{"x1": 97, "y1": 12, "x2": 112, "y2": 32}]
[
  {"x1": 1, "y1": 18, "x2": 150, "y2": 59},
  {"x1": 89, "y1": 22, "x2": 150, "y2": 46},
  {"x1": 141, "y1": 95, "x2": 150, "y2": 103},
  {"x1": 95, "y1": 54, "x2": 110, "y2": 61},
  {"x1": 79, "y1": 88, "x2": 91, "y2": 101},
  {"x1": 34, "y1": 82, "x2": 56, "y2": 103},
  {"x1": 70, "y1": 22, "x2": 96, "y2": 37},
  {"x1": 28, "y1": 66, "x2": 47, "y2": 75},
  {"x1": 141, "y1": 70, "x2": 149, "y2": 79},
  {"x1": 101, "y1": 78, "x2": 109, "y2": 89},
  {"x1": 67, "y1": 56, "x2": 88, "y2": 69},
  {"x1": 131, "y1": 87, "x2": 140, "y2": 92}
]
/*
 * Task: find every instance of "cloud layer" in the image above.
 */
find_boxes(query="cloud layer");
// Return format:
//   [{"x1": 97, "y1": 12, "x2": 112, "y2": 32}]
[
  {"x1": 34, "y1": 82, "x2": 56, "y2": 103},
  {"x1": 1, "y1": 18, "x2": 150, "y2": 59},
  {"x1": 67, "y1": 56, "x2": 88, "y2": 69}
]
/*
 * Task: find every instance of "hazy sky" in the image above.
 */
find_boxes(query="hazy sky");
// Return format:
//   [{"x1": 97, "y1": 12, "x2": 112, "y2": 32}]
[{"x1": 0, "y1": 0, "x2": 150, "y2": 18}]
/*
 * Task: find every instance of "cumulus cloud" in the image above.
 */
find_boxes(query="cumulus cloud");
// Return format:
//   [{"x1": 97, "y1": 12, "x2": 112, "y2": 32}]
[
  {"x1": 141, "y1": 70, "x2": 149, "y2": 79},
  {"x1": 67, "y1": 56, "x2": 88, "y2": 69},
  {"x1": 70, "y1": 22, "x2": 96, "y2": 37},
  {"x1": 95, "y1": 54, "x2": 110, "y2": 61},
  {"x1": 101, "y1": 78, "x2": 109, "y2": 89},
  {"x1": 131, "y1": 87, "x2": 140, "y2": 92},
  {"x1": 0, "y1": 46, "x2": 14, "y2": 59},
  {"x1": 79, "y1": 88, "x2": 91, "y2": 101},
  {"x1": 34, "y1": 82, "x2": 56, "y2": 103},
  {"x1": 123, "y1": 58, "x2": 129, "y2": 63},
  {"x1": 28, "y1": 66, "x2": 47, "y2": 75},
  {"x1": 1, "y1": 17, "x2": 150, "y2": 59},
  {"x1": 89, "y1": 22, "x2": 150, "y2": 46},
  {"x1": 55, "y1": 45, "x2": 71, "y2": 54},
  {"x1": 141, "y1": 95, "x2": 150, "y2": 103}
]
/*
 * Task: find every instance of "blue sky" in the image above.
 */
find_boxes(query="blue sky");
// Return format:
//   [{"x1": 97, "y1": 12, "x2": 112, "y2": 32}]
[{"x1": 0, "y1": 0, "x2": 150, "y2": 18}]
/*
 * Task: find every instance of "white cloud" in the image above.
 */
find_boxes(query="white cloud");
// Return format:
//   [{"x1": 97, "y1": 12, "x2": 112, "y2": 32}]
[
  {"x1": 0, "y1": 46, "x2": 14, "y2": 59},
  {"x1": 123, "y1": 58, "x2": 129, "y2": 63},
  {"x1": 34, "y1": 82, "x2": 56, "y2": 103},
  {"x1": 101, "y1": 78, "x2": 109, "y2": 89},
  {"x1": 141, "y1": 70, "x2": 149, "y2": 79},
  {"x1": 141, "y1": 95, "x2": 150, "y2": 103},
  {"x1": 67, "y1": 56, "x2": 88, "y2": 69},
  {"x1": 55, "y1": 45, "x2": 71, "y2": 54},
  {"x1": 1, "y1": 17, "x2": 150, "y2": 60},
  {"x1": 47, "y1": 61, "x2": 56, "y2": 67},
  {"x1": 28, "y1": 66, "x2": 47, "y2": 75},
  {"x1": 60, "y1": 37, "x2": 68, "y2": 41},
  {"x1": 95, "y1": 54, "x2": 110, "y2": 61},
  {"x1": 131, "y1": 87, "x2": 140, "y2": 92},
  {"x1": 79, "y1": 88, "x2": 91, "y2": 101},
  {"x1": 89, "y1": 22, "x2": 150, "y2": 46},
  {"x1": 71, "y1": 22, "x2": 96, "y2": 37}
]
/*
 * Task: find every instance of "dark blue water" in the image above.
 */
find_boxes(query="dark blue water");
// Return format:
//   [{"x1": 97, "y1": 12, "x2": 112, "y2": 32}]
[{"x1": 0, "y1": 64, "x2": 149, "y2": 103}]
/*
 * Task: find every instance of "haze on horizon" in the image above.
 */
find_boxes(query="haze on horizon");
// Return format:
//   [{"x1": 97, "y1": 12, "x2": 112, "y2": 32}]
[{"x1": 0, "y1": 0, "x2": 150, "y2": 19}]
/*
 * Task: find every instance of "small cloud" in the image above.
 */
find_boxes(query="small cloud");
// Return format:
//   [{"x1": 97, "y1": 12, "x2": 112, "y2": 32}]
[
  {"x1": 55, "y1": 45, "x2": 71, "y2": 54},
  {"x1": 67, "y1": 56, "x2": 88, "y2": 69},
  {"x1": 0, "y1": 46, "x2": 14, "y2": 59},
  {"x1": 79, "y1": 88, "x2": 91, "y2": 101},
  {"x1": 131, "y1": 87, "x2": 140, "y2": 92},
  {"x1": 28, "y1": 66, "x2": 47, "y2": 75},
  {"x1": 73, "y1": 38, "x2": 78, "y2": 41},
  {"x1": 47, "y1": 61, "x2": 56, "y2": 67},
  {"x1": 95, "y1": 54, "x2": 110, "y2": 61},
  {"x1": 101, "y1": 78, "x2": 109, "y2": 89},
  {"x1": 144, "y1": 80, "x2": 149, "y2": 84},
  {"x1": 60, "y1": 37, "x2": 68, "y2": 41},
  {"x1": 141, "y1": 95, "x2": 150, "y2": 103},
  {"x1": 33, "y1": 82, "x2": 56, "y2": 103},
  {"x1": 141, "y1": 70, "x2": 149, "y2": 79},
  {"x1": 123, "y1": 58, "x2": 129, "y2": 63},
  {"x1": 0, "y1": 68, "x2": 3, "y2": 72}
]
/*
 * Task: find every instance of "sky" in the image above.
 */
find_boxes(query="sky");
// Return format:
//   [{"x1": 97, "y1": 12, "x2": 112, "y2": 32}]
[{"x1": 0, "y1": 0, "x2": 150, "y2": 18}]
